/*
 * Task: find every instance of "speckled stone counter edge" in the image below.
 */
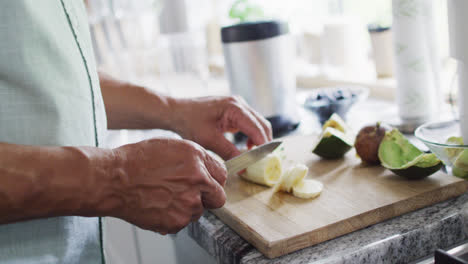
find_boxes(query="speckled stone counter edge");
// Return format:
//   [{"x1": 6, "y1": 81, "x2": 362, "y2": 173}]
[{"x1": 188, "y1": 192, "x2": 468, "y2": 264}]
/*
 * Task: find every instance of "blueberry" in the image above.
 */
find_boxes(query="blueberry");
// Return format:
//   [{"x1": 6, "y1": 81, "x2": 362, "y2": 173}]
[{"x1": 333, "y1": 90, "x2": 344, "y2": 99}]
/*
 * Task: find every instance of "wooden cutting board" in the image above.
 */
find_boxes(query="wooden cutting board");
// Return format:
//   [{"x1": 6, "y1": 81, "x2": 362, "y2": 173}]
[{"x1": 211, "y1": 135, "x2": 468, "y2": 259}]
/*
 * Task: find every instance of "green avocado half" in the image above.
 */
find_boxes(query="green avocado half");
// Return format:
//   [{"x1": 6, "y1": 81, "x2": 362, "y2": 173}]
[{"x1": 378, "y1": 129, "x2": 442, "y2": 180}]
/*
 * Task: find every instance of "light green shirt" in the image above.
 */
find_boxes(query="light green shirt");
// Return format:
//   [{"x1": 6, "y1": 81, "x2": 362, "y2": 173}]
[{"x1": 0, "y1": 0, "x2": 107, "y2": 263}]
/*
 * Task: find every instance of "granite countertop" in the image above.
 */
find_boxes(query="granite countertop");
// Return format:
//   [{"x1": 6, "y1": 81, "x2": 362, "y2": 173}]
[{"x1": 188, "y1": 192, "x2": 468, "y2": 264}]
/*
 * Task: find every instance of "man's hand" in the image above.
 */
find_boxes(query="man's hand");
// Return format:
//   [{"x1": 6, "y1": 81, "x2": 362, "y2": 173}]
[
  {"x1": 108, "y1": 138, "x2": 227, "y2": 234},
  {"x1": 171, "y1": 96, "x2": 273, "y2": 160}
]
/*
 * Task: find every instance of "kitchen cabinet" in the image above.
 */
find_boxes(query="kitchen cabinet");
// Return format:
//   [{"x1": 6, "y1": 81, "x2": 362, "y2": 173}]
[{"x1": 104, "y1": 216, "x2": 216, "y2": 264}]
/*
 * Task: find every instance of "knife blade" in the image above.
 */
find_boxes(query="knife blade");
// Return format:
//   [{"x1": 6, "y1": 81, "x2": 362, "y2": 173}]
[{"x1": 225, "y1": 141, "x2": 283, "y2": 176}]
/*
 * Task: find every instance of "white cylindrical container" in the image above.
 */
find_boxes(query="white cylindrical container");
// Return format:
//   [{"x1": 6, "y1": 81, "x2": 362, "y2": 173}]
[
  {"x1": 321, "y1": 17, "x2": 369, "y2": 77},
  {"x1": 221, "y1": 21, "x2": 299, "y2": 136},
  {"x1": 159, "y1": 0, "x2": 188, "y2": 34},
  {"x1": 369, "y1": 28, "x2": 395, "y2": 78},
  {"x1": 392, "y1": 0, "x2": 441, "y2": 124}
]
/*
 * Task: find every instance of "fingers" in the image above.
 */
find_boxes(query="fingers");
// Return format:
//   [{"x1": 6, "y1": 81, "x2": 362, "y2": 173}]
[
  {"x1": 198, "y1": 164, "x2": 227, "y2": 209},
  {"x1": 203, "y1": 149, "x2": 229, "y2": 186},
  {"x1": 236, "y1": 97, "x2": 273, "y2": 141},
  {"x1": 182, "y1": 141, "x2": 226, "y2": 209},
  {"x1": 201, "y1": 180, "x2": 226, "y2": 209},
  {"x1": 187, "y1": 140, "x2": 229, "y2": 185},
  {"x1": 208, "y1": 134, "x2": 242, "y2": 161},
  {"x1": 182, "y1": 192, "x2": 205, "y2": 222},
  {"x1": 224, "y1": 105, "x2": 269, "y2": 146},
  {"x1": 157, "y1": 208, "x2": 203, "y2": 235},
  {"x1": 251, "y1": 113, "x2": 273, "y2": 141},
  {"x1": 155, "y1": 191, "x2": 205, "y2": 234}
]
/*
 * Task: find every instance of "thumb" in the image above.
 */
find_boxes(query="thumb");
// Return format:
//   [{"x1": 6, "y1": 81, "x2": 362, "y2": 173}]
[{"x1": 210, "y1": 134, "x2": 241, "y2": 160}]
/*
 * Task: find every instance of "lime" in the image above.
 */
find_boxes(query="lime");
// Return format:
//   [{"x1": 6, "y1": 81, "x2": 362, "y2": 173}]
[
  {"x1": 322, "y1": 113, "x2": 349, "y2": 133},
  {"x1": 453, "y1": 148, "x2": 468, "y2": 170},
  {"x1": 442, "y1": 136, "x2": 468, "y2": 178},
  {"x1": 312, "y1": 114, "x2": 354, "y2": 159},
  {"x1": 452, "y1": 166, "x2": 468, "y2": 179},
  {"x1": 445, "y1": 136, "x2": 464, "y2": 161},
  {"x1": 378, "y1": 129, "x2": 442, "y2": 180}
]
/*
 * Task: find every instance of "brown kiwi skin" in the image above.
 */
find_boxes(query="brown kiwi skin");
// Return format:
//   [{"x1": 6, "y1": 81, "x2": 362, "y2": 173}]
[{"x1": 355, "y1": 122, "x2": 390, "y2": 165}]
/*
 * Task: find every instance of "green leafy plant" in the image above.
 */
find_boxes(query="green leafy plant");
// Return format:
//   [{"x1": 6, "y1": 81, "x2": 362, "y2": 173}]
[{"x1": 229, "y1": 0, "x2": 264, "y2": 23}]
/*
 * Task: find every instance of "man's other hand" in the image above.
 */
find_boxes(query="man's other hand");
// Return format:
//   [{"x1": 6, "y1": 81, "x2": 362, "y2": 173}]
[
  {"x1": 171, "y1": 96, "x2": 273, "y2": 160},
  {"x1": 107, "y1": 138, "x2": 227, "y2": 235}
]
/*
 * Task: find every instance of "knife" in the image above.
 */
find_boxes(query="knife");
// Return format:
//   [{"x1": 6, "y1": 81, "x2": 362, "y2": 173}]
[{"x1": 225, "y1": 141, "x2": 283, "y2": 176}]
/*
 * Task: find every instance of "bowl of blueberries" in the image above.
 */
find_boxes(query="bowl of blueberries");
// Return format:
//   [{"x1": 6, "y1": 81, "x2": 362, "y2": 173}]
[{"x1": 302, "y1": 86, "x2": 369, "y2": 124}]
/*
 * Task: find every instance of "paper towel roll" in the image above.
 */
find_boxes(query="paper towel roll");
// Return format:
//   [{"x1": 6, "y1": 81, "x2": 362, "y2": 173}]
[
  {"x1": 448, "y1": 0, "x2": 468, "y2": 65},
  {"x1": 448, "y1": 0, "x2": 468, "y2": 140},
  {"x1": 458, "y1": 62, "x2": 468, "y2": 140},
  {"x1": 392, "y1": 0, "x2": 441, "y2": 123}
]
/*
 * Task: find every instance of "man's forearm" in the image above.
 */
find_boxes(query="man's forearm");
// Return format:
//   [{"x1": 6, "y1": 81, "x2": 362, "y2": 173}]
[
  {"x1": 99, "y1": 72, "x2": 180, "y2": 130},
  {"x1": 0, "y1": 143, "x2": 118, "y2": 224}
]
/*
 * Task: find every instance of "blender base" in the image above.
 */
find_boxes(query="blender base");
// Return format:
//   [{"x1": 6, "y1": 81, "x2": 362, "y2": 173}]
[{"x1": 234, "y1": 115, "x2": 300, "y2": 142}]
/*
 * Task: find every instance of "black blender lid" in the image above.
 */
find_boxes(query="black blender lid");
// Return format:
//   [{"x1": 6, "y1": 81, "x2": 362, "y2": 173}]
[{"x1": 221, "y1": 20, "x2": 289, "y2": 43}]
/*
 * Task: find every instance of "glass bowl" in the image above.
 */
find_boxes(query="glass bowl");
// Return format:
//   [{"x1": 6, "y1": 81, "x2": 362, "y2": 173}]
[
  {"x1": 301, "y1": 86, "x2": 369, "y2": 124},
  {"x1": 415, "y1": 120, "x2": 468, "y2": 178}
]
